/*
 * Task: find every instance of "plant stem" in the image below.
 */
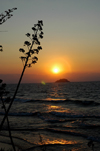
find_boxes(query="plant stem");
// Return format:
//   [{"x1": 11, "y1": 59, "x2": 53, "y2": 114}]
[
  {"x1": 1, "y1": 97, "x2": 16, "y2": 151},
  {"x1": 0, "y1": 41, "x2": 34, "y2": 130}
]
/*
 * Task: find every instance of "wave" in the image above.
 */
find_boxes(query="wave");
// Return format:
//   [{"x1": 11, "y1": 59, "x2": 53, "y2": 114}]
[
  {"x1": 78, "y1": 122, "x2": 100, "y2": 129},
  {"x1": 26, "y1": 98, "x2": 66, "y2": 103},
  {"x1": 50, "y1": 111, "x2": 100, "y2": 118},
  {"x1": 69, "y1": 99, "x2": 100, "y2": 106},
  {"x1": 0, "y1": 110, "x2": 100, "y2": 119},
  {"x1": 14, "y1": 97, "x2": 100, "y2": 107},
  {"x1": 46, "y1": 128, "x2": 100, "y2": 143},
  {"x1": 1, "y1": 126, "x2": 100, "y2": 144},
  {"x1": 0, "y1": 111, "x2": 39, "y2": 116}
]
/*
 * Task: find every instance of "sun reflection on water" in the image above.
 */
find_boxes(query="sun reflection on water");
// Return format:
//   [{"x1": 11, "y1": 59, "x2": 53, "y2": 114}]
[
  {"x1": 44, "y1": 139, "x2": 77, "y2": 145},
  {"x1": 47, "y1": 105, "x2": 60, "y2": 110},
  {"x1": 47, "y1": 105, "x2": 71, "y2": 113}
]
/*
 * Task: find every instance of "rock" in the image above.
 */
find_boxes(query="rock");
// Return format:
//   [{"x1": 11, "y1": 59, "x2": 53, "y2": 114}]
[{"x1": 55, "y1": 78, "x2": 70, "y2": 83}]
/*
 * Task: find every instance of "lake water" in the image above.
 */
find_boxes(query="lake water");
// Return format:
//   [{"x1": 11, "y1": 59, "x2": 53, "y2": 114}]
[{"x1": 0, "y1": 81, "x2": 100, "y2": 151}]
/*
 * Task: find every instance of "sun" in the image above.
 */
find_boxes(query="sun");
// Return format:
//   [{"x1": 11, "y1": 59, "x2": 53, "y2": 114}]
[{"x1": 52, "y1": 67, "x2": 60, "y2": 74}]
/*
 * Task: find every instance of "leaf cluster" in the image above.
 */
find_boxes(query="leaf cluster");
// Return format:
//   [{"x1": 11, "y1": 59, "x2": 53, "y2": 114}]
[
  {"x1": 0, "y1": 45, "x2": 3, "y2": 52},
  {"x1": 0, "y1": 8, "x2": 17, "y2": 25},
  {"x1": 0, "y1": 79, "x2": 10, "y2": 108},
  {"x1": 19, "y1": 20, "x2": 44, "y2": 67},
  {"x1": 0, "y1": 8, "x2": 17, "y2": 52}
]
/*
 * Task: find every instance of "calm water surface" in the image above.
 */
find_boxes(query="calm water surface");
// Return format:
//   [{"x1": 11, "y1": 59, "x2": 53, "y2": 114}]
[{"x1": 0, "y1": 81, "x2": 100, "y2": 151}]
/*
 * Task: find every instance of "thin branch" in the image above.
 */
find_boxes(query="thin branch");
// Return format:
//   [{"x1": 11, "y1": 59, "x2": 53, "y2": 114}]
[
  {"x1": 1, "y1": 97, "x2": 16, "y2": 151},
  {"x1": 0, "y1": 20, "x2": 43, "y2": 134},
  {"x1": 0, "y1": 41, "x2": 34, "y2": 130}
]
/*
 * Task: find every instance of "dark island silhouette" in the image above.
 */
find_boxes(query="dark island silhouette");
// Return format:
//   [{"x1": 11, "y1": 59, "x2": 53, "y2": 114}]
[{"x1": 55, "y1": 78, "x2": 70, "y2": 83}]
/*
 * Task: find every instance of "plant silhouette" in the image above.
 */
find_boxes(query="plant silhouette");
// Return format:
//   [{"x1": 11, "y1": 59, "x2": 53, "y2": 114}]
[
  {"x1": 0, "y1": 9, "x2": 44, "y2": 151},
  {"x1": 0, "y1": 8, "x2": 17, "y2": 25},
  {"x1": 0, "y1": 8, "x2": 17, "y2": 151},
  {"x1": 0, "y1": 45, "x2": 3, "y2": 52},
  {"x1": 0, "y1": 80, "x2": 16, "y2": 151},
  {"x1": 0, "y1": 8, "x2": 17, "y2": 50},
  {"x1": 0, "y1": 20, "x2": 44, "y2": 136}
]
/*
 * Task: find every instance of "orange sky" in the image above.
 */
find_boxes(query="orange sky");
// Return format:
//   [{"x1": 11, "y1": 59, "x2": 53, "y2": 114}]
[{"x1": 0, "y1": 1, "x2": 100, "y2": 83}]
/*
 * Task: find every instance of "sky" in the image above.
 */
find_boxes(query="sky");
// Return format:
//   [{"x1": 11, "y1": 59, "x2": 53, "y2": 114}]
[{"x1": 0, "y1": 0, "x2": 100, "y2": 83}]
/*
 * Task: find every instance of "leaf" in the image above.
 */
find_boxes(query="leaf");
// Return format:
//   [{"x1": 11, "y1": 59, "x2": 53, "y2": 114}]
[
  {"x1": 5, "y1": 11, "x2": 9, "y2": 14},
  {"x1": 26, "y1": 33, "x2": 30, "y2": 37},
  {"x1": 2, "y1": 83, "x2": 6, "y2": 88},
  {"x1": 32, "y1": 56, "x2": 38, "y2": 61},
  {"x1": 8, "y1": 9, "x2": 13, "y2": 12},
  {"x1": 0, "y1": 49, "x2": 3, "y2": 52},
  {"x1": 39, "y1": 26, "x2": 43, "y2": 31},
  {"x1": 8, "y1": 9, "x2": 11, "y2": 12},
  {"x1": 40, "y1": 31, "x2": 44, "y2": 35},
  {"x1": 0, "y1": 45, "x2": 3, "y2": 51},
  {"x1": 32, "y1": 34, "x2": 35, "y2": 38},
  {"x1": 3, "y1": 19, "x2": 5, "y2": 23},
  {"x1": 20, "y1": 56, "x2": 26, "y2": 61},
  {"x1": 32, "y1": 27, "x2": 36, "y2": 31},
  {"x1": 33, "y1": 36, "x2": 38, "y2": 41},
  {"x1": 32, "y1": 60, "x2": 37, "y2": 64},
  {"x1": 8, "y1": 17, "x2": 11, "y2": 19},
  {"x1": 37, "y1": 24, "x2": 43, "y2": 31},
  {"x1": 39, "y1": 34, "x2": 43, "y2": 39},
  {"x1": 30, "y1": 50, "x2": 34, "y2": 54},
  {"x1": 34, "y1": 49, "x2": 39, "y2": 54},
  {"x1": 38, "y1": 20, "x2": 43, "y2": 26},
  {"x1": 0, "y1": 79, "x2": 3, "y2": 83},
  {"x1": 24, "y1": 41, "x2": 31, "y2": 46},
  {"x1": 13, "y1": 8, "x2": 17, "y2": 10},
  {"x1": 33, "y1": 49, "x2": 37, "y2": 51},
  {"x1": 26, "y1": 52, "x2": 31, "y2": 57},
  {"x1": 27, "y1": 64, "x2": 32, "y2": 67},
  {"x1": 37, "y1": 46, "x2": 42, "y2": 50},
  {"x1": 35, "y1": 40, "x2": 40, "y2": 45},
  {"x1": 19, "y1": 48, "x2": 25, "y2": 53},
  {"x1": 34, "y1": 24, "x2": 37, "y2": 27}
]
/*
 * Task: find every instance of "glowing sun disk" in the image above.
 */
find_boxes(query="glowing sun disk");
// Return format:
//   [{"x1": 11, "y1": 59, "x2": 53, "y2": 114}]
[{"x1": 53, "y1": 67, "x2": 60, "y2": 74}]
